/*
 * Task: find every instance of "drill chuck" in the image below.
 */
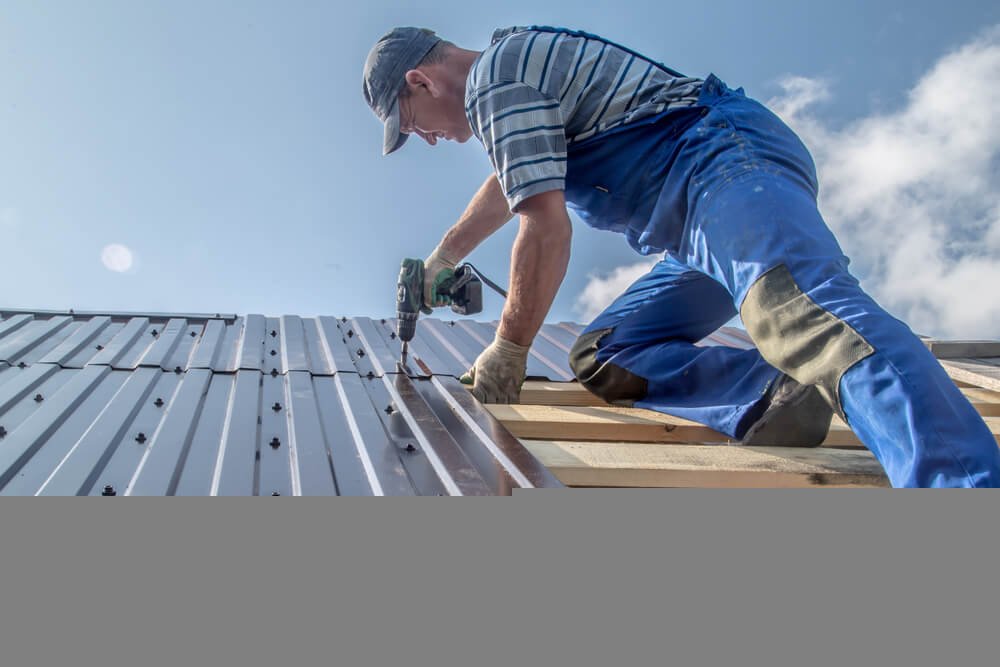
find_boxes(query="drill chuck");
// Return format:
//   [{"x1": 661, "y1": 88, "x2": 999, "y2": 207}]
[{"x1": 397, "y1": 311, "x2": 418, "y2": 344}]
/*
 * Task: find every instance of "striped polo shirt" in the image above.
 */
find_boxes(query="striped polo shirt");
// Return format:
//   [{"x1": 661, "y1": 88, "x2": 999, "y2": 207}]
[{"x1": 465, "y1": 26, "x2": 703, "y2": 211}]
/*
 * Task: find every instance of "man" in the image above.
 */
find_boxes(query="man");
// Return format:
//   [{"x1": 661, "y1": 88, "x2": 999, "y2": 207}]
[{"x1": 362, "y1": 26, "x2": 1000, "y2": 487}]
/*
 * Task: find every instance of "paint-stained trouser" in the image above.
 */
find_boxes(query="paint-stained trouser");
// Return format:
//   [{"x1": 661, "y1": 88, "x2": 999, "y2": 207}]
[{"x1": 564, "y1": 75, "x2": 1000, "y2": 487}]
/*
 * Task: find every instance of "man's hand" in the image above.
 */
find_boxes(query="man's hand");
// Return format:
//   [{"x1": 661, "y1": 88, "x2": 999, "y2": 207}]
[
  {"x1": 460, "y1": 334, "x2": 530, "y2": 403},
  {"x1": 421, "y1": 246, "x2": 457, "y2": 313}
]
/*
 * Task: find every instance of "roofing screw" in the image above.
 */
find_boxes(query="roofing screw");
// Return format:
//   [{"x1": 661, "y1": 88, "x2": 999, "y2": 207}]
[
  {"x1": 271, "y1": 368, "x2": 279, "y2": 377},
  {"x1": 380, "y1": 319, "x2": 386, "y2": 324},
  {"x1": 389, "y1": 332, "x2": 396, "y2": 339},
  {"x1": 449, "y1": 321, "x2": 455, "y2": 326},
  {"x1": 96, "y1": 344, "x2": 104, "y2": 351},
  {"x1": 366, "y1": 371, "x2": 374, "y2": 379},
  {"x1": 270, "y1": 350, "x2": 276, "y2": 356},
  {"x1": 174, "y1": 366, "x2": 182, "y2": 374},
  {"x1": 271, "y1": 491, "x2": 280, "y2": 496},
  {"x1": 190, "y1": 331, "x2": 197, "y2": 337},
  {"x1": 102, "y1": 485, "x2": 117, "y2": 496},
  {"x1": 151, "y1": 329, "x2": 158, "y2": 336},
  {"x1": 270, "y1": 330, "x2": 277, "y2": 338},
  {"x1": 0, "y1": 426, "x2": 6, "y2": 438},
  {"x1": 135, "y1": 432, "x2": 147, "y2": 444},
  {"x1": 272, "y1": 402, "x2": 282, "y2": 412},
  {"x1": 384, "y1": 404, "x2": 394, "y2": 415},
  {"x1": 17, "y1": 362, "x2": 26, "y2": 369},
  {"x1": 341, "y1": 317, "x2": 347, "y2": 323},
  {"x1": 154, "y1": 398, "x2": 164, "y2": 407},
  {"x1": 270, "y1": 437, "x2": 280, "y2": 449},
  {"x1": 347, "y1": 330, "x2": 354, "y2": 338},
  {"x1": 404, "y1": 443, "x2": 416, "y2": 452},
  {"x1": 357, "y1": 348, "x2": 365, "y2": 357},
  {"x1": 34, "y1": 394, "x2": 43, "y2": 403}
]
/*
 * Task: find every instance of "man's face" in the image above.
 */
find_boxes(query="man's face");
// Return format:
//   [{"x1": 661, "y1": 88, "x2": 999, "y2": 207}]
[{"x1": 398, "y1": 71, "x2": 474, "y2": 146}]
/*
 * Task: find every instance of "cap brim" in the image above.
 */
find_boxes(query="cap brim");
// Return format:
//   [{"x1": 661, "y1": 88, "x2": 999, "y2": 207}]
[{"x1": 382, "y1": 99, "x2": 408, "y2": 155}]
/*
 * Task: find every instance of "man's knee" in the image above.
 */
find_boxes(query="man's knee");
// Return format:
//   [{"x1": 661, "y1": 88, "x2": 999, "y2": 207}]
[
  {"x1": 740, "y1": 263, "x2": 874, "y2": 413},
  {"x1": 569, "y1": 328, "x2": 648, "y2": 406}
]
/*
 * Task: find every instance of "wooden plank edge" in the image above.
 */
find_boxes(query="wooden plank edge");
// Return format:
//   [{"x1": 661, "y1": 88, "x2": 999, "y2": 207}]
[
  {"x1": 487, "y1": 404, "x2": 1000, "y2": 450},
  {"x1": 939, "y1": 360, "x2": 1000, "y2": 392},
  {"x1": 522, "y1": 440, "x2": 889, "y2": 488},
  {"x1": 924, "y1": 340, "x2": 1000, "y2": 359}
]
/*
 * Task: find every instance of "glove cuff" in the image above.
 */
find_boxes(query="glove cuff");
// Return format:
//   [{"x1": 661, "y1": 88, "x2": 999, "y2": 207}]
[
  {"x1": 426, "y1": 245, "x2": 458, "y2": 269},
  {"x1": 493, "y1": 333, "x2": 531, "y2": 360}
]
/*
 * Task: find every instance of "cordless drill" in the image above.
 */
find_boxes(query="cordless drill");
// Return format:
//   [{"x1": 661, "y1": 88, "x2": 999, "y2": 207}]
[{"x1": 396, "y1": 258, "x2": 484, "y2": 361}]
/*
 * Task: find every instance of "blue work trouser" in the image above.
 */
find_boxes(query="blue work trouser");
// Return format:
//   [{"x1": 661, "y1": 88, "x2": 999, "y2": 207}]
[{"x1": 565, "y1": 75, "x2": 1000, "y2": 487}]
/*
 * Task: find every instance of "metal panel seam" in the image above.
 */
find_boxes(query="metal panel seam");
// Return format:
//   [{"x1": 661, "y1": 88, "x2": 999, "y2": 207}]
[
  {"x1": 332, "y1": 374, "x2": 384, "y2": 495},
  {"x1": 428, "y1": 376, "x2": 534, "y2": 488},
  {"x1": 282, "y1": 373, "x2": 303, "y2": 496},
  {"x1": 377, "y1": 375, "x2": 462, "y2": 495}
]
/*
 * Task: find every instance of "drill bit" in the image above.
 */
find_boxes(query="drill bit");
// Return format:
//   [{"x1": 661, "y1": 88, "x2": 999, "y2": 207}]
[{"x1": 400, "y1": 341, "x2": 409, "y2": 365}]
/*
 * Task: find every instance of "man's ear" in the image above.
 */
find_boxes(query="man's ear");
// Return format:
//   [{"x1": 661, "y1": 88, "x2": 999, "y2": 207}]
[{"x1": 404, "y1": 69, "x2": 439, "y2": 97}]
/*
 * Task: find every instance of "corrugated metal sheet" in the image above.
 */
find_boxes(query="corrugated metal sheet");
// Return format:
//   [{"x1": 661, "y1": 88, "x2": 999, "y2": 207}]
[
  {"x1": 0, "y1": 309, "x2": 587, "y2": 380},
  {"x1": 0, "y1": 310, "x2": 564, "y2": 495}
]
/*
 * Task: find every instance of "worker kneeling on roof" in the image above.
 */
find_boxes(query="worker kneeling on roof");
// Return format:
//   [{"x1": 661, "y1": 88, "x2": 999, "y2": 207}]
[{"x1": 362, "y1": 25, "x2": 1000, "y2": 488}]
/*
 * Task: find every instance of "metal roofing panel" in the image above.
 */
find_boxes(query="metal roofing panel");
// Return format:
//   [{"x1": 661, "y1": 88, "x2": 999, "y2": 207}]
[
  {"x1": 279, "y1": 315, "x2": 311, "y2": 372},
  {"x1": 0, "y1": 363, "x2": 63, "y2": 414},
  {"x1": 342, "y1": 317, "x2": 405, "y2": 379},
  {"x1": 37, "y1": 316, "x2": 113, "y2": 366},
  {"x1": 537, "y1": 323, "x2": 577, "y2": 352},
  {"x1": 0, "y1": 308, "x2": 768, "y2": 494},
  {"x1": 237, "y1": 314, "x2": 267, "y2": 371},
  {"x1": 22, "y1": 368, "x2": 157, "y2": 496},
  {"x1": 3, "y1": 370, "x2": 136, "y2": 495},
  {"x1": 90, "y1": 317, "x2": 150, "y2": 367},
  {"x1": 0, "y1": 314, "x2": 33, "y2": 339},
  {"x1": 0, "y1": 364, "x2": 110, "y2": 489},
  {"x1": 188, "y1": 318, "x2": 227, "y2": 370},
  {"x1": 0, "y1": 315, "x2": 73, "y2": 365},
  {"x1": 212, "y1": 370, "x2": 266, "y2": 495}
]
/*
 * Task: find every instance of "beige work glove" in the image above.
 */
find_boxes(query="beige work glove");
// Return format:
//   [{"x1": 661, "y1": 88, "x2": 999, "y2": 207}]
[
  {"x1": 460, "y1": 334, "x2": 530, "y2": 404},
  {"x1": 421, "y1": 246, "x2": 458, "y2": 313}
]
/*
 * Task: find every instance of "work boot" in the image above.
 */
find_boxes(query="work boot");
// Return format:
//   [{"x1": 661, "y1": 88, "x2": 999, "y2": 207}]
[{"x1": 739, "y1": 375, "x2": 834, "y2": 447}]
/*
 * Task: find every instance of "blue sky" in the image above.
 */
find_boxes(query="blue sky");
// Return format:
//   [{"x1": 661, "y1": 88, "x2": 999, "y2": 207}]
[{"x1": 2, "y1": 1, "x2": 998, "y2": 335}]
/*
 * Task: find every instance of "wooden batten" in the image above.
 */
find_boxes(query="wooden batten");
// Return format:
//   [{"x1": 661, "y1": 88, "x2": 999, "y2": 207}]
[
  {"x1": 484, "y1": 403, "x2": 897, "y2": 448},
  {"x1": 522, "y1": 440, "x2": 889, "y2": 488},
  {"x1": 940, "y1": 359, "x2": 1000, "y2": 393},
  {"x1": 520, "y1": 380, "x2": 1000, "y2": 417}
]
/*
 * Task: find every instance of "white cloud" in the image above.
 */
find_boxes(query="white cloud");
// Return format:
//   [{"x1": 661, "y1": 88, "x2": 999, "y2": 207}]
[
  {"x1": 101, "y1": 244, "x2": 135, "y2": 273},
  {"x1": 575, "y1": 26, "x2": 1000, "y2": 338},
  {"x1": 573, "y1": 259, "x2": 659, "y2": 321},
  {"x1": 767, "y1": 25, "x2": 1000, "y2": 338}
]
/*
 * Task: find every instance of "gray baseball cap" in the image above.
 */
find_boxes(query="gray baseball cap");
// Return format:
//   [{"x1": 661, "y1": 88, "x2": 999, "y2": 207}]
[{"x1": 363, "y1": 27, "x2": 443, "y2": 155}]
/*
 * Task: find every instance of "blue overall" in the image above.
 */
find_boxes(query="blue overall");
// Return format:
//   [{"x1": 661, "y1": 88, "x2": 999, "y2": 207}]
[{"x1": 560, "y1": 67, "x2": 1000, "y2": 487}]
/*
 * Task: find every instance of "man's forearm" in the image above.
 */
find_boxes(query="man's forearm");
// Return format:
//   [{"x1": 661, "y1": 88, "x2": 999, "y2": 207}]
[
  {"x1": 437, "y1": 174, "x2": 514, "y2": 260},
  {"x1": 498, "y1": 196, "x2": 572, "y2": 347}
]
